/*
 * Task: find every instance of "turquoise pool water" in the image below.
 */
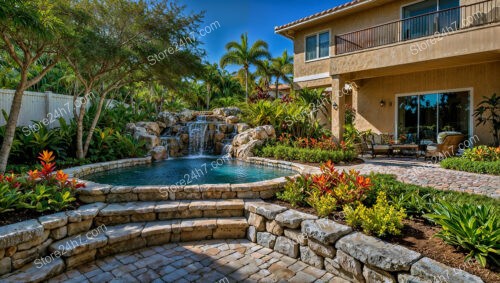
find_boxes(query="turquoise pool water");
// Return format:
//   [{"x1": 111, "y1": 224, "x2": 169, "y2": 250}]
[{"x1": 84, "y1": 157, "x2": 295, "y2": 186}]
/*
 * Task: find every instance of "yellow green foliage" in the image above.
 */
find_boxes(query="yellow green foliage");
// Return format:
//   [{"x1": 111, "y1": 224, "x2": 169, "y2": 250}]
[
  {"x1": 307, "y1": 189, "x2": 337, "y2": 217},
  {"x1": 344, "y1": 191, "x2": 406, "y2": 237}
]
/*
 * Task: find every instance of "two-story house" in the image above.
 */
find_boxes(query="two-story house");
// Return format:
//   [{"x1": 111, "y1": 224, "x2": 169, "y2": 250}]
[{"x1": 276, "y1": 0, "x2": 499, "y2": 145}]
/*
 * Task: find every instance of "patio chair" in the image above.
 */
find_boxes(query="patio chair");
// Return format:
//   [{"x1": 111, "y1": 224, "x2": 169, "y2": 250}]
[
  {"x1": 368, "y1": 133, "x2": 392, "y2": 158},
  {"x1": 425, "y1": 132, "x2": 465, "y2": 160}
]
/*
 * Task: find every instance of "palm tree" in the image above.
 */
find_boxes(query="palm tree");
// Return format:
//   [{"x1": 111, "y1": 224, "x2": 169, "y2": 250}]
[
  {"x1": 271, "y1": 50, "x2": 293, "y2": 98},
  {"x1": 220, "y1": 33, "x2": 270, "y2": 102},
  {"x1": 256, "y1": 60, "x2": 274, "y2": 89},
  {"x1": 203, "y1": 63, "x2": 221, "y2": 110}
]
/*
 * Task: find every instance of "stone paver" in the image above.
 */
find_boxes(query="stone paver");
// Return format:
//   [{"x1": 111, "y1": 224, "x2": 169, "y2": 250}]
[
  {"x1": 48, "y1": 239, "x2": 339, "y2": 283},
  {"x1": 338, "y1": 158, "x2": 500, "y2": 198}
]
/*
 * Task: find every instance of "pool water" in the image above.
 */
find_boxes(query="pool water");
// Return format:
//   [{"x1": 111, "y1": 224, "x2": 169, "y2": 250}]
[{"x1": 84, "y1": 157, "x2": 295, "y2": 186}]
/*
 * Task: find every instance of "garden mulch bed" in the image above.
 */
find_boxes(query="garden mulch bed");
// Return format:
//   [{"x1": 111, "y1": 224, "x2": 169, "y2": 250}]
[
  {"x1": 0, "y1": 202, "x2": 82, "y2": 227},
  {"x1": 268, "y1": 199, "x2": 500, "y2": 283}
]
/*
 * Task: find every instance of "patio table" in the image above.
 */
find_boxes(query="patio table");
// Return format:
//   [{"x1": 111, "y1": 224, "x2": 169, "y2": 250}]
[{"x1": 390, "y1": 144, "x2": 420, "y2": 158}]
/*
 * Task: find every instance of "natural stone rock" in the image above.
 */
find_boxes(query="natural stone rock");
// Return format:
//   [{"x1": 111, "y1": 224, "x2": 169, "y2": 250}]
[
  {"x1": 151, "y1": 146, "x2": 167, "y2": 161},
  {"x1": 246, "y1": 202, "x2": 287, "y2": 220},
  {"x1": 225, "y1": 116, "x2": 239, "y2": 124},
  {"x1": 266, "y1": 220, "x2": 284, "y2": 236},
  {"x1": 67, "y1": 219, "x2": 93, "y2": 236},
  {"x1": 17, "y1": 236, "x2": 44, "y2": 251},
  {"x1": 308, "y1": 238, "x2": 336, "y2": 258},
  {"x1": 247, "y1": 226, "x2": 257, "y2": 242},
  {"x1": 275, "y1": 209, "x2": 317, "y2": 229},
  {"x1": 49, "y1": 232, "x2": 107, "y2": 257},
  {"x1": 334, "y1": 250, "x2": 365, "y2": 283},
  {"x1": 136, "y1": 121, "x2": 161, "y2": 136},
  {"x1": 231, "y1": 125, "x2": 276, "y2": 158},
  {"x1": 362, "y1": 265, "x2": 396, "y2": 283},
  {"x1": 97, "y1": 237, "x2": 146, "y2": 257},
  {"x1": 0, "y1": 257, "x2": 11, "y2": 276},
  {"x1": 5, "y1": 246, "x2": 16, "y2": 257},
  {"x1": 104, "y1": 223, "x2": 145, "y2": 244},
  {"x1": 107, "y1": 193, "x2": 138, "y2": 203},
  {"x1": 38, "y1": 212, "x2": 68, "y2": 230},
  {"x1": 274, "y1": 236, "x2": 299, "y2": 258},
  {"x1": 0, "y1": 249, "x2": 4, "y2": 258},
  {"x1": 301, "y1": 219, "x2": 352, "y2": 244},
  {"x1": 136, "y1": 132, "x2": 160, "y2": 150},
  {"x1": 0, "y1": 258, "x2": 64, "y2": 283},
  {"x1": 324, "y1": 257, "x2": 340, "y2": 275},
  {"x1": 178, "y1": 109, "x2": 197, "y2": 122},
  {"x1": 213, "y1": 107, "x2": 241, "y2": 117},
  {"x1": 336, "y1": 232, "x2": 421, "y2": 272},
  {"x1": 0, "y1": 220, "x2": 44, "y2": 250},
  {"x1": 300, "y1": 246, "x2": 324, "y2": 269},
  {"x1": 157, "y1": 111, "x2": 179, "y2": 127},
  {"x1": 256, "y1": 232, "x2": 276, "y2": 249},
  {"x1": 236, "y1": 123, "x2": 250, "y2": 133},
  {"x1": 411, "y1": 257, "x2": 483, "y2": 283},
  {"x1": 284, "y1": 229, "x2": 308, "y2": 246},
  {"x1": 397, "y1": 274, "x2": 430, "y2": 283},
  {"x1": 66, "y1": 249, "x2": 96, "y2": 269},
  {"x1": 141, "y1": 221, "x2": 174, "y2": 237},
  {"x1": 66, "y1": 202, "x2": 106, "y2": 222}
]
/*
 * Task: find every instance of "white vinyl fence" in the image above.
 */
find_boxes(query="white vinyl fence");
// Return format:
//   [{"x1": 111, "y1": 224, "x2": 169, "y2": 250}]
[{"x1": 0, "y1": 89, "x2": 118, "y2": 129}]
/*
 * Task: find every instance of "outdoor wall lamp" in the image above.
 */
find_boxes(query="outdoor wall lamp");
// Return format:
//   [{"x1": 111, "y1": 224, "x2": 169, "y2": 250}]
[
  {"x1": 332, "y1": 102, "x2": 339, "y2": 110},
  {"x1": 380, "y1": 100, "x2": 386, "y2": 107}
]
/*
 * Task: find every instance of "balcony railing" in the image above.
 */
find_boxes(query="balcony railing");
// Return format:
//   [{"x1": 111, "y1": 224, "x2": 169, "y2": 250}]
[{"x1": 335, "y1": 0, "x2": 499, "y2": 55}]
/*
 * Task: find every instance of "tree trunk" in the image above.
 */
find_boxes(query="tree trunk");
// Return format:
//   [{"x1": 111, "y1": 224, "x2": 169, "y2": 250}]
[
  {"x1": 0, "y1": 73, "x2": 28, "y2": 173},
  {"x1": 82, "y1": 94, "x2": 107, "y2": 157},
  {"x1": 275, "y1": 77, "x2": 280, "y2": 99},
  {"x1": 75, "y1": 89, "x2": 91, "y2": 159},
  {"x1": 245, "y1": 69, "x2": 248, "y2": 103}
]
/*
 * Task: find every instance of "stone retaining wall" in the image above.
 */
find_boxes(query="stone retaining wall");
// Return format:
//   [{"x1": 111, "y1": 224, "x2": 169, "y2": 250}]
[
  {"x1": 245, "y1": 202, "x2": 484, "y2": 283},
  {"x1": 69, "y1": 157, "x2": 320, "y2": 204}
]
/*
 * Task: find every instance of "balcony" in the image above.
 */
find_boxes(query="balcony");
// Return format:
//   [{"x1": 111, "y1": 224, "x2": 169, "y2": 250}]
[{"x1": 335, "y1": 0, "x2": 499, "y2": 55}]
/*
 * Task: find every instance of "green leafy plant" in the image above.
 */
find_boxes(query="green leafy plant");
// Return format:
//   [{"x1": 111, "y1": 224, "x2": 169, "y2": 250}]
[
  {"x1": 441, "y1": 157, "x2": 500, "y2": 175},
  {"x1": 462, "y1": 145, "x2": 500, "y2": 161},
  {"x1": 424, "y1": 202, "x2": 500, "y2": 267},
  {"x1": 473, "y1": 93, "x2": 499, "y2": 146},
  {"x1": 307, "y1": 189, "x2": 337, "y2": 217},
  {"x1": 390, "y1": 190, "x2": 434, "y2": 216},
  {"x1": 277, "y1": 175, "x2": 312, "y2": 207},
  {"x1": 344, "y1": 191, "x2": 406, "y2": 237}
]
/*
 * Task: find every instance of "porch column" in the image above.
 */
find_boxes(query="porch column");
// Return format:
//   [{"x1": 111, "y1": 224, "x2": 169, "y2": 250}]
[{"x1": 331, "y1": 75, "x2": 345, "y2": 141}]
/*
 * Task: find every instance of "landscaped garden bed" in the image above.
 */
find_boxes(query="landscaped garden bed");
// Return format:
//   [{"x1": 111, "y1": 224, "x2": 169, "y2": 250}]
[
  {"x1": 273, "y1": 162, "x2": 500, "y2": 282},
  {"x1": 441, "y1": 145, "x2": 500, "y2": 175}
]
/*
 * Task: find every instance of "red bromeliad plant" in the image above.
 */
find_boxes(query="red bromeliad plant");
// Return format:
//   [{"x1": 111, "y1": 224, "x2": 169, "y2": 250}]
[
  {"x1": 311, "y1": 161, "x2": 371, "y2": 206},
  {"x1": 0, "y1": 151, "x2": 84, "y2": 213}
]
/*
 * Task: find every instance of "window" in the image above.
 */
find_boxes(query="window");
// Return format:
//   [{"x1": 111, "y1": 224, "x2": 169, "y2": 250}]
[
  {"x1": 397, "y1": 91, "x2": 470, "y2": 143},
  {"x1": 305, "y1": 31, "x2": 330, "y2": 61}
]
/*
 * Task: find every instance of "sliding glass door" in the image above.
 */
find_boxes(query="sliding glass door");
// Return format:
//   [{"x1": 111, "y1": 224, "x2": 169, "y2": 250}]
[{"x1": 397, "y1": 91, "x2": 470, "y2": 144}]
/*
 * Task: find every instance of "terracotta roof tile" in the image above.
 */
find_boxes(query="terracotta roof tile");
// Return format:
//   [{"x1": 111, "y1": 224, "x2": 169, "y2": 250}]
[{"x1": 275, "y1": 0, "x2": 369, "y2": 32}]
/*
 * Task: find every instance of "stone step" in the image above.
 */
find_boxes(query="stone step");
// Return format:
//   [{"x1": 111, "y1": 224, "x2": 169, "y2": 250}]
[
  {"x1": 94, "y1": 199, "x2": 246, "y2": 226},
  {"x1": 0, "y1": 257, "x2": 64, "y2": 283},
  {"x1": 46, "y1": 217, "x2": 248, "y2": 270}
]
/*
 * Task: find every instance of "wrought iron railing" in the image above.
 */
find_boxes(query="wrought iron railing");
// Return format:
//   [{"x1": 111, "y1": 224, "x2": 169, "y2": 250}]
[{"x1": 335, "y1": 0, "x2": 499, "y2": 55}]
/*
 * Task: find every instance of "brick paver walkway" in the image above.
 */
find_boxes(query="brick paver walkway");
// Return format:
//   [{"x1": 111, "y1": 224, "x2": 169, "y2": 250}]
[
  {"x1": 338, "y1": 158, "x2": 500, "y2": 198},
  {"x1": 48, "y1": 239, "x2": 340, "y2": 283}
]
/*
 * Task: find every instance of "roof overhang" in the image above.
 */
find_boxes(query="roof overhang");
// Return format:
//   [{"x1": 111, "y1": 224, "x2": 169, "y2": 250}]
[{"x1": 275, "y1": 0, "x2": 384, "y2": 39}]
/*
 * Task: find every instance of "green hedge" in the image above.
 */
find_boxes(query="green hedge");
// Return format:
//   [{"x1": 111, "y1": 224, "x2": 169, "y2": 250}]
[
  {"x1": 441, "y1": 157, "x2": 500, "y2": 175},
  {"x1": 254, "y1": 144, "x2": 357, "y2": 163}
]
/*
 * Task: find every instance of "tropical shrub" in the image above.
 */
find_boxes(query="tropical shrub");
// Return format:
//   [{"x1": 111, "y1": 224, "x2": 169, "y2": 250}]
[
  {"x1": 307, "y1": 189, "x2": 338, "y2": 217},
  {"x1": 462, "y1": 145, "x2": 500, "y2": 161},
  {"x1": 277, "y1": 175, "x2": 312, "y2": 207},
  {"x1": 390, "y1": 190, "x2": 435, "y2": 217},
  {"x1": 424, "y1": 202, "x2": 500, "y2": 267},
  {"x1": 0, "y1": 151, "x2": 84, "y2": 213},
  {"x1": 255, "y1": 144, "x2": 357, "y2": 163},
  {"x1": 344, "y1": 191, "x2": 406, "y2": 237},
  {"x1": 441, "y1": 158, "x2": 500, "y2": 175}
]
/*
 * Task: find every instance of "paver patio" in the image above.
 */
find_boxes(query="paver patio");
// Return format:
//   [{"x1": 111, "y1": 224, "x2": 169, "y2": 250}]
[
  {"x1": 338, "y1": 158, "x2": 500, "y2": 198},
  {"x1": 47, "y1": 239, "x2": 341, "y2": 283}
]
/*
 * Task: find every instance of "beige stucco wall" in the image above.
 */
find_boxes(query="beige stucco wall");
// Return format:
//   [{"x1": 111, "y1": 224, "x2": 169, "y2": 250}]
[
  {"x1": 353, "y1": 61, "x2": 500, "y2": 145},
  {"x1": 291, "y1": 0, "x2": 494, "y2": 80}
]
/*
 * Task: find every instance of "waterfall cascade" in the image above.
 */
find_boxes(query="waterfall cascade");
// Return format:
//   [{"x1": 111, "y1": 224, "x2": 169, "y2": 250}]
[{"x1": 160, "y1": 113, "x2": 239, "y2": 158}]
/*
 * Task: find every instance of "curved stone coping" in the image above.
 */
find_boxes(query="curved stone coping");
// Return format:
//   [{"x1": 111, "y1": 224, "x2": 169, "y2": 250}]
[
  {"x1": 245, "y1": 202, "x2": 484, "y2": 283},
  {"x1": 69, "y1": 157, "x2": 319, "y2": 203},
  {"x1": 0, "y1": 199, "x2": 256, "y2": 281},
  {"x1": 0, "y1": 199, "x2": 484, "y2": 283},
  {"x1": 64, "y1": 157, "x2": 153, "y2": 178}
]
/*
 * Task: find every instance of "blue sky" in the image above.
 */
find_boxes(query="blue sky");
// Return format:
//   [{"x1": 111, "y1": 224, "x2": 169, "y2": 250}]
[{"x1": 179, "y1": 0, "x2": 349, "y2": 70}]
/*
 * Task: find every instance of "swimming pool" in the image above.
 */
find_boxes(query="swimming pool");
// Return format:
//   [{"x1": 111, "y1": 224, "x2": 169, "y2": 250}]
[{"x1": 83, "y1": 156, "x2": 295, "y2": 186}]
